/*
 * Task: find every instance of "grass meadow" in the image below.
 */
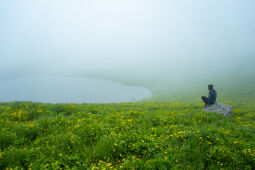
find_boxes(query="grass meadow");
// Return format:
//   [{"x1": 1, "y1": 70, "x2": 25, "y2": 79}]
[{"x1": 0, "y1": 99, "x2": 254, "y2": 170}]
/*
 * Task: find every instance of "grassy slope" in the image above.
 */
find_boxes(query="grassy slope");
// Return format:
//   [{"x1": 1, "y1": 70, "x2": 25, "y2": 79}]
[
  {"x1": 1, "y1": 69, "x2": 255, "y2": 169},
  {"x1": 0, "y1": 101, "x2": 254, "y2": 169}
]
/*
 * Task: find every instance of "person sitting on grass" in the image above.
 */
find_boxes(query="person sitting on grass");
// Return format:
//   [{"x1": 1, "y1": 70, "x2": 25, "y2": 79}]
[{"x1": 202, "y1": 84, "x2": 217, "y2": 107}]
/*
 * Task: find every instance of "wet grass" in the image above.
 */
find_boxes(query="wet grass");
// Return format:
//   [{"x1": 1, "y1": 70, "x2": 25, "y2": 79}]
[{"x1": 0, "y1": 101, "x2": 254, "y2": 169}]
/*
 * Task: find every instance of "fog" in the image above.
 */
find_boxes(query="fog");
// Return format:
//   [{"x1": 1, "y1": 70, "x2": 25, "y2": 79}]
[{"x1": 0, "y1": 0, "x2": 255, "y2": 99}]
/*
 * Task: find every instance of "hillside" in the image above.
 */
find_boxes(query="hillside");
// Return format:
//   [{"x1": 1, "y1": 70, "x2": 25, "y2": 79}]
[{"x1": 0, "y1": 101, "x2": 254, "y2": 169}]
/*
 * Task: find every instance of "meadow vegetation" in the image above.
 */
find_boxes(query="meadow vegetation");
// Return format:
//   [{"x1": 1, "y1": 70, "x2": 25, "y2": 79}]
[{"x1": 0, "y1": 99, "x2": 254, "y2": 169}]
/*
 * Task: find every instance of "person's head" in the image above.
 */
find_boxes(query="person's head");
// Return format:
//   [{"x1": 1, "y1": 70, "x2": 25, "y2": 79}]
[{"x1": 208, "y1": 84, "x2": 213, "y2": 90}]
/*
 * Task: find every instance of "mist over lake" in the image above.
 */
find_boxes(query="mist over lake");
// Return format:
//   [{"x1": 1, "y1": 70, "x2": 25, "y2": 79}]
[
  {"x1": 0, "y1": 0, "x2": 255, "y2": 100},
  {"x1": 0, "y1": 76, "x2": 152, "y2": 103}
]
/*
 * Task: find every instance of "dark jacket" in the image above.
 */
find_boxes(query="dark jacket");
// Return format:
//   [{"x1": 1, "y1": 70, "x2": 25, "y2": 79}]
[{"x1": 208, "y1": 89, "x2": 217, "y2": 104}]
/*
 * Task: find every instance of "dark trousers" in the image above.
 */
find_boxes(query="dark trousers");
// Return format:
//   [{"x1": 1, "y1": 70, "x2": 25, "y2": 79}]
[{"x1": 201, "y1": 96, "x2": 208, "y2": 106}]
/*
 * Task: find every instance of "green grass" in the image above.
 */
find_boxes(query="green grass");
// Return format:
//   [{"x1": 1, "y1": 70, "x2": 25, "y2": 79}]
[{"x1": 0, "y1": 101, "x2": 254, "y2": 169}]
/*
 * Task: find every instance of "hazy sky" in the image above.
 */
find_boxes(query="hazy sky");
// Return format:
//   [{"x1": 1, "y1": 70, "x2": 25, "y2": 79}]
[{"x1": 0, "y1": 0, "x2": 255, "y2": 79}]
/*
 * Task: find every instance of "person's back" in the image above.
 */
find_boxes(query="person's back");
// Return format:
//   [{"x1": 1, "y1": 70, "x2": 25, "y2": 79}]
[
  {"x1": 208, "y1": 88, "x2": 217, "y2": 105},
  {"x1": 201, "y1": 84, "x2": 217, "y2": 107}
]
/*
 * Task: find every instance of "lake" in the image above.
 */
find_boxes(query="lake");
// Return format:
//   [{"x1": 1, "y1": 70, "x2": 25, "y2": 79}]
[{"x1": 0, "y1": 76, "x2": 152, "y2": 103}]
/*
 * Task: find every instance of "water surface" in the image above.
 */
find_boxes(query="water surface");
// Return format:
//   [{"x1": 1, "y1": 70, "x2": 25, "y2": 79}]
[{"x1": 0, "y1": 76, "x2": 152, "y2": 103}]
